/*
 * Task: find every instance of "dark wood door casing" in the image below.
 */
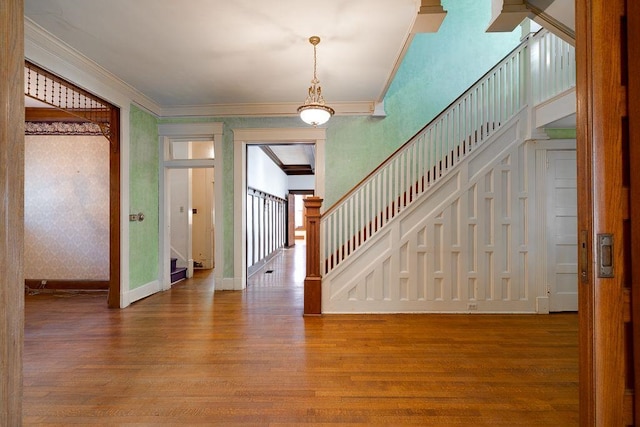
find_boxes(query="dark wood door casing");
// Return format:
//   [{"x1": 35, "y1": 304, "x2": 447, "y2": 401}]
[
  {"x1": 576, "y1": 0, "x2": 635, "y2": 424},
  {"x1": 108, "y1": 106, "x2": 121, "y2": 308},
  {"x1": 24, "y1": 61, "x2": 121, "y2": 308},
  {"x1": 628, "y1": 0, "x2": 640, "y2": 423},
  {"x1": 1, "y1": 0, "x2": 25, "y2": 423}
]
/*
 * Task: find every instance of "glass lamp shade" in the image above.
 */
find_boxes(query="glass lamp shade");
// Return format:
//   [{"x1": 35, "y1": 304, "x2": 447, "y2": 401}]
[{"x1": 298, "y1": 104, "x2": 334, "y2": 126}]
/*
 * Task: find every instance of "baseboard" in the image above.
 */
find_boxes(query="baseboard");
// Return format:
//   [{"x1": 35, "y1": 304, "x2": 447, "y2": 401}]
[
  {"x1": 220, "y1": 277, "x2": 235, "y2": 291},
  {"x1": 536, "y1": 296, "x2": 550, "y2": 314},
  {"x1": 25, "y1": 279, "x2": 109, "y2": 291},
  {"x1": 124, "y1": 280, "x2": 161, "y2": 305},
  {"x1": 218, "y1": 277, "x2": 245, "y2": 291}
]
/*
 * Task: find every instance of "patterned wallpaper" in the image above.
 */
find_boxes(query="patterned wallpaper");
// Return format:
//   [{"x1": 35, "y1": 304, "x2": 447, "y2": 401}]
[
  {"x1": 128, "y1": 104, "x2": 159, "y2": 289},
  {"x1": 24, "y1": 135, "x2": 110, "y2": 280}
]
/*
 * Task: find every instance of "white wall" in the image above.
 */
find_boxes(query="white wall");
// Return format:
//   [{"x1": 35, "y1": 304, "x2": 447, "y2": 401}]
[
  {"x1": 169, "y1": 168, "x2": 189, "y2": 268},
  {"x1": 192, "y1": 166, "x2": 214, "y2": 269},
  {"x1": 247, "y1": 146, "x2": 287, "y2": 199},
  {"x1": 288, "y1": 174, "x2": 315, "y2": 191}
]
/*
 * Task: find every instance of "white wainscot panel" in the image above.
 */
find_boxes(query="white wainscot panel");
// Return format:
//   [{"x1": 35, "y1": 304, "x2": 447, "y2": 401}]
[{"x1": 323, "y1": 115, "x2": 538, "y2": 313}]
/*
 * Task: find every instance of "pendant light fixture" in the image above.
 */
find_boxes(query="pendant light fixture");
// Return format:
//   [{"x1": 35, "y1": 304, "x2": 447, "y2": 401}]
[{"x1": 297, "y1": 36, "x2": 335, "y2": 126}]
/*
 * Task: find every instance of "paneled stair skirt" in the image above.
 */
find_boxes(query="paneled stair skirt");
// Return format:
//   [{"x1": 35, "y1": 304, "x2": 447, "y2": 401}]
[{"x1": 170, "y1": 258, "x2": 187, "y2": 284}]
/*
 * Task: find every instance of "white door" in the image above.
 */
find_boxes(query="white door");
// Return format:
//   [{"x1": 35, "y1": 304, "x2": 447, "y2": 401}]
[{"x1": 546, "y1": 150, "x2": 578, "y2": 311}]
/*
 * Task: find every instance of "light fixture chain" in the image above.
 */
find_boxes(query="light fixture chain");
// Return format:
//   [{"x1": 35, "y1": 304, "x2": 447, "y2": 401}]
[{"x1": 313, "y1": 43, "x2": 318, "y2": 82}]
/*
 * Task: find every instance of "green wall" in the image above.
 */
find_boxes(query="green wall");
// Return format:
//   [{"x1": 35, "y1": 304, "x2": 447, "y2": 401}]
[
  {"x1": 157, "y1": 0, "x2": 522, "y2": 282},
  {"x1": 546, "y1": 128, "x2": 577, "y2": 139},
  {"x1": 129, "y1": 104, "x2": 159, "y2": 289},
  {"x1": 324, "y1": 0, "x2": 522, "y2": 206},
  {"x1": 158, "y1": 116, "x2": 306, "y2": 279}
]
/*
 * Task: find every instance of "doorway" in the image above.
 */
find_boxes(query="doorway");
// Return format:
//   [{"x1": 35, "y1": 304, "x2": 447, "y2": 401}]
[
  {"x1": 233, "y1": 128, "x2": 327, "y2": 291},
  {"x1": 24, "y1": 61, "x2": 121, "y2": 308},
  {"x1": 245, "y1": 144, "x2": 315, "y2": 279},
  {"x1": 291, "y1": 192, "x2": 315, "y2": 245},
  {"x1": 158, "y1": 123, "x2": 223, "y2": 291},
  {"x1": 168, "y1": 166, "x2": 215, "y2": 283}
]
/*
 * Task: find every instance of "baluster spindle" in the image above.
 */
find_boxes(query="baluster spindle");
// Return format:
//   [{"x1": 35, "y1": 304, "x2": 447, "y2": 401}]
[{"x1": 319, "y1": 30, "x2": 572, "y2": 278}]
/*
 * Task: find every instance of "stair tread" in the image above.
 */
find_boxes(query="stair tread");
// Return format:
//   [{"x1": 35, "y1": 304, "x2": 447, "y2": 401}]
[{"x1": 170, "y1": 266, "x2": 187, "y2": 284}]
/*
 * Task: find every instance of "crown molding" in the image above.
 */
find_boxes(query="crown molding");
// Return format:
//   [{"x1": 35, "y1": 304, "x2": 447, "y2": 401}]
[
  {"x1": 24, "y1": 18, "x2": 163, "y2": 115},
  {"x1": 159, "y1": 101, "x2": 375, "y2": 119},
  {"x1": 24, "y1": 18, "x2": 377, "y2": 120}
]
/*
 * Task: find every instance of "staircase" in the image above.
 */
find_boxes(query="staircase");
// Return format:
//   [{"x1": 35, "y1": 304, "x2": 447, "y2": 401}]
[
  {"x1": 170, "y1": 258, "x2": 187, "y2": 284},
  {"x1": 314, "y1": 29, "x2": 576, "y2": 314}
]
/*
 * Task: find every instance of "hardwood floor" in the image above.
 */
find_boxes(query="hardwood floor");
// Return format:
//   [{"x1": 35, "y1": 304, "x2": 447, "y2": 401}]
[{"x1": 24, "y1": 244, "x2": 578, "y2": 425}]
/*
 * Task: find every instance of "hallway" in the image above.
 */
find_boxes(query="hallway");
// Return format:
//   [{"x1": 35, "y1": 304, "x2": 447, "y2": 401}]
[{"x1": 23, "y1": 244, "x2": 578, "y2": 425}]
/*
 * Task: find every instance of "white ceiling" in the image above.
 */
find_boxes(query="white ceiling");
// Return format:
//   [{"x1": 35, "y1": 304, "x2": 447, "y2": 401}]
[{"x1": 24, "y1": 0, "x2": 420, "y2": 111}]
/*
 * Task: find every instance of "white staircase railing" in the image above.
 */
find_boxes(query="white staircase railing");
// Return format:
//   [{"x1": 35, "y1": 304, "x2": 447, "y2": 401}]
[
  {"x1": 319, "y1": 29, "x2": 575, "y2": 277},
  {"x1": 531, "y1": 30, "x2": 576, "y2": 105}
]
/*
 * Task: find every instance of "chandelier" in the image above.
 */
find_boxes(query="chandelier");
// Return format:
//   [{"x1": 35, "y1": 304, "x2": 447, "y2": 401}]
[{"x1": 297, "y1": 36, "x2": 335, "y2": 126}]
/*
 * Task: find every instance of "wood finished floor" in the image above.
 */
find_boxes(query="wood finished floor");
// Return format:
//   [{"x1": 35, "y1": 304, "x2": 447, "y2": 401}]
[{"x1": 24, "y1": 244, "x2": 578, "y2": 426}]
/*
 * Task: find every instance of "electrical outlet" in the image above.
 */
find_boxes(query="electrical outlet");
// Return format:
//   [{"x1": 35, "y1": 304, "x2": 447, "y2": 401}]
[{"x1": 467, "y1": 302, "x2": 477, "y2": 310}]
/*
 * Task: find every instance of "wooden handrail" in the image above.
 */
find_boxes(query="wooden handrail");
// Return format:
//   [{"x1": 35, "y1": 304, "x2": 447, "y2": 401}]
[
  {"x1": 321, "y1": 35, "x2": 533, "y2": 218},
  {"x1": 318, "y1": 29, "x2": 576, "y2": 279}
]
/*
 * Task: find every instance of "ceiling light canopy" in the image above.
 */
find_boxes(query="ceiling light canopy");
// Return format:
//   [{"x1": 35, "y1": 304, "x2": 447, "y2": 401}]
[{"x1": 298, "y1": 36, "x2": 334, "y2": 127}]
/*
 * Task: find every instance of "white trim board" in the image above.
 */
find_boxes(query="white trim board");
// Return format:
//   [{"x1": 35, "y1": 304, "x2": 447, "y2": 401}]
[{"x1": 123, "y1": 280, "x2": 161, "y2": 306}]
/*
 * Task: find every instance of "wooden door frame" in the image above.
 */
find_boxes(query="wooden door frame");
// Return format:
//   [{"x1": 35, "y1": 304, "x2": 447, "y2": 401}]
[
  {"x1": 286, "y1": 190, "x2": 315, "y2": 248},
  {"x1": 628, "y1": 0, "x2": 640, "y2": 422},
  {"x1": 576, "y1": 0, "x2": 638, "y2": 423},
  {"x1": 23, "y1": 62, "x2": 121, "y2": 308},
  {"x1": 1, "y1": 0, "x2": 24, "y2": 423},
  {"x1": 108, "y1": 107, "x2": 121, "y2": 308}
]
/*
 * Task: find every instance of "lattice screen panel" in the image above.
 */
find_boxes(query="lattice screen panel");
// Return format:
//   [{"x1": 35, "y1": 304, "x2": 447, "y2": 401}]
[{"x1": 24, "y1": 61, "x2": 114, "y2": 144}]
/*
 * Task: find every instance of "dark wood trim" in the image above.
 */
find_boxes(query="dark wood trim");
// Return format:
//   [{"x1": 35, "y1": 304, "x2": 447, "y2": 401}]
[
  {"x1": 0, "y1": 0, "x2": 24, "y2": 424},
  {"x1": 628, "y1": 0, "x2": 640, "y2": 423},
  {"x1": 286, "y1": 193, "x2": 296, "y2": 247},
  {"x1": 25, "y1": 62, "x2": 114, "y2": 143},
  {"x1": 576, "y1": 0, "x2": 627, "y2": 424},
  {"x1": 260, "y1": 145, "x2": 314, "y2": 175},
  {"x1": 575, "y1": 1, "x2": 595, "y2": 421},
  {"x1": 108, "y1": 105, "x2": 121, "y2": 308},
  {"x1": 303, "y1": 197, "x2": 323, "y2": 315},
  {"x1": 288, "y1": 189, "x2": 315, "y2": 195},
  {"x1": 24, "y1": 63, "x2": 121, "y2": 309},
  {"x1": 25, "y1": 107, "x2": 110, "y2": 123},
  {"x1": 282, "y1": 165, "x2": 314, "y2": 175},
  {"x1": 25, "y1": 280, "x2": 109, "y2": 291}
]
